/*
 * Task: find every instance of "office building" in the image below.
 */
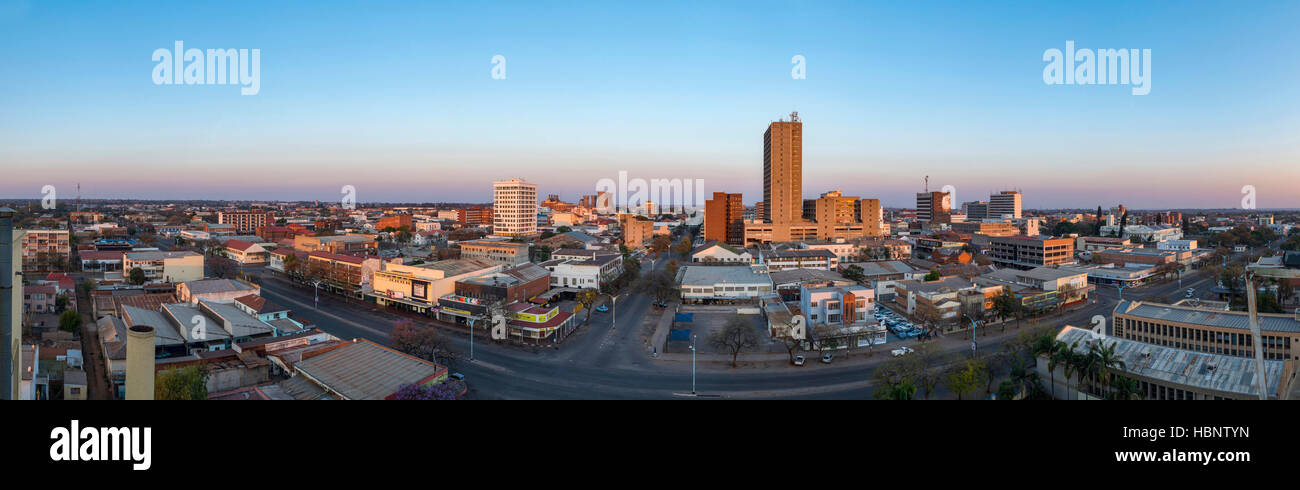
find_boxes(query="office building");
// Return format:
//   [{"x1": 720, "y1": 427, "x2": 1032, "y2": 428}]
[
  {"x1": 762, "y1": 112, "x2": 804, "y2": 225},
  {"x1": 704, "y1": 192, "x2": 745, "y2": 246},
  {"x1": 916, "y1": 191, "x2": 950, "y2": 223},
  {"x1": 988, "y1": 235, "x2": 1075, "y2": 269},
  {"x1": 989, "y1": 191, "x2": 1022, "y2": 219},
  {"x1": 493, "y1": 178, "x2": 538, "y2": 237},
  {"x1": 217, "y1": 211, "x2": 269, "y2": 234}
]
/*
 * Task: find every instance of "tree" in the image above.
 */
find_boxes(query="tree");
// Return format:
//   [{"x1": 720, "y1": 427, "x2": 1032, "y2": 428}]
[
  {"x1": 128, "y1": 267, "x2": 147, "y2": 285},
  {"x1": 155, "y1": 365, "x2": 209, "y2": 400},
  {"x1": 649, "y1": 235, "x2": 671, "y2": 256},
  {"x1": 1118, "y1": 211, "x2": 1128, "y2": 238},
  {"x1": 674, "y1": 237, "x2": 692, "y2": 257},
  {"x1": 873, "y1": 352, "x2": 920, "y2": 400},
  {"x1": 389, "y1": 319, "x2": 462, "y2": 369},
  {"x1": 636, "y1": 270, "x2": 678, "y2": 303},
  {"x1": 924, "y1": 270, "x2": 941, "y2": 281},
  {"x1": 576, "y1": 289, "x2": 599, "y2": 325},
  {"x1": 943, "y1": 359, "x2": 987, "y2": 400},
  {"x1": 55, "y1": 292, "x2": 71, "y2": 312},
  {"x1": 210, "y1": 256, "x2": 237, "y2": 279},
  {"x1": 664, "y1": 258, "x2": 679, "y2": 278},
  {"x1": 997, "y1": 381, "x2": 1017, "y2": 400},
  {"x1": 58, "y1": 309, "x2": 81, "y2": 333},
  {"x1": 709, "y1": 316, "x2": 759, "y2": 368},
  {"x1": 1052, "y1": 220, "x2": 1078, "y2": 236},
  {"x1": 1094, "y1": 206, "x2": 1104, "y2": 236},
  {"x1": 841, "y1": 264, "x2": 865, "y2": 283},
  {"x1": 390, "y1": 382, "x2": 459, "y2": 400},
  {"x1": 555, "y1": 226, "x2": 573, "y2": 234}
]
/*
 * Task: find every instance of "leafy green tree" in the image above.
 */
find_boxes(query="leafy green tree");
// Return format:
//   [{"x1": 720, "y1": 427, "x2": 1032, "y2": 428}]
[
  {"x1": 58, "y1": 309, "x2": 81, "y2": 333},
  {"x1": 943, "y1": 359, "x2": 988, "y2": 400},
  {"x1": 155, "y1": 365, "x2": 210, "y2": 400},
  {"x1": 128, "y1": 267, "x2": 147, "y2": 285},
  {"x1": 576, "y1": 289, "x2": 599, "y2": 325},
  {"x1": 924, "y1": 270, "x2": 940, "y2": 281},
  {"x1": 842, "y1": 264, "x2": 865, "y2": 283}
]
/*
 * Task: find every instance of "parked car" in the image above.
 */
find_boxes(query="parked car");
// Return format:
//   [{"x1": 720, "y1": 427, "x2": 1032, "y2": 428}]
[
  {"x1": 449, "y1": 373, "x2": 465, "y2": 380},
  {"x1": 793, "y1": 355, "x2": 806, "y2": 366},
  {"x1": 595, "y1": 305, "x2": 609, "y2": 312},
  {"x1": 891, "y1": 346, "x2": 914, "y2": 357},
  {"x1": 821, "y1": 353, "x2": 834, "y2": 364}
]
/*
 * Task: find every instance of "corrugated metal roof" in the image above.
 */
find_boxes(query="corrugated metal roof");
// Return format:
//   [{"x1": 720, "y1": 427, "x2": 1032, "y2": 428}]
[
  {"x1": 1057, "y1": 327, "x2": 1284, "y2": 398},
  {"x1": 1120, "y1": 302, "x2": 1300, "y2": 333},
  {"x1": 293, "y1": 340, "x2": 444, "y2": 400}
]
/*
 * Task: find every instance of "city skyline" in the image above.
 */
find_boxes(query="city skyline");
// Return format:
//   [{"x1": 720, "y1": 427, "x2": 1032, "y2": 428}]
[{"x1": 2, "y1": 1, "x2": 1298, "y2": 208}]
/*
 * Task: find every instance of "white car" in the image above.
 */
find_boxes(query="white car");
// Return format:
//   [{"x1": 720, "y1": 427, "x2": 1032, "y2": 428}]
[{"x1": 891, "y1": 346, "x2": 914, "y2": 357}]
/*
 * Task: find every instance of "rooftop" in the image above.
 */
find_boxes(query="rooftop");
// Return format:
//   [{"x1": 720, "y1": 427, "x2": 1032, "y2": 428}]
[
  {"x1": 1057, "y1": 326, "x2": 1286, "y2": 399},
  {"x1": 679, "y1": 265, "x2": 772, "y2": 286},
  {"x1": 1115, "y1": 300, "x2": 1300, "y2": 333},
  {"x1": 292, "y1": 339, "x2": 446, "y2": 400}
]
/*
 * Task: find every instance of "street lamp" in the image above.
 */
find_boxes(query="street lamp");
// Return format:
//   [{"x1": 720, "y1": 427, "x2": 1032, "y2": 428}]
[
  {"x1": 467, "y1": 317, "x2": 475, "y2": 361},
  {"x1": 690, "y1": 334, "x2": 697, "y2": 395},
  {"x1": 312, "y1": 280, "x2": 321, "y2": 309}
]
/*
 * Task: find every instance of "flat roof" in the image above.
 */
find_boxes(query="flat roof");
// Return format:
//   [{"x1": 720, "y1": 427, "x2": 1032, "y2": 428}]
[
  {"x1": 293, "y1": 339, "x2": 445, "y2": 400},
  {"x1": 1057, "y1": 326, "x2": 1285, "y2": 398},
  {"x1": 679, "y1": 265, "x2": 772, "y2": 287},
  {"x1": 1115, "y1": 300, "x2": 1300, "y2": 333}
]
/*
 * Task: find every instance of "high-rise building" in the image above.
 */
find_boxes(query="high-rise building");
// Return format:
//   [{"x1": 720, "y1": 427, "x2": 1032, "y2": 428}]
[
  {"x1": 492, "y1": 178, "x2": 538, "y2": 237},
  {"x1": 762, "y1": 112, "x2": 803, "y2": 224},
  {"x1": 989, "y1": 191, "x2": 1022, "y2": 219},
  {"x1": 962, "y1": 200, "x2": 989, "y2": 220},
  {"x1": 916, "y1": 191, "x2": 950, "y2": 223},
  {"x1": 704, "y1": 192, "x2": 744, "y2": 246}
]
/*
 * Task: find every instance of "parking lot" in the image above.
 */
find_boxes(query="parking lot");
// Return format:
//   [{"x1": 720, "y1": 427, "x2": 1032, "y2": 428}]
[
  {"x1": 663, "y1": 310, "x2": 780, "y2": 355},
  {"x1": 872, "y1": 303, "x2": 937, "y2": 343}
]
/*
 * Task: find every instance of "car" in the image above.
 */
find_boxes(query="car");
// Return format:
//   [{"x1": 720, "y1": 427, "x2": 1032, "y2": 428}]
[
  {"x1": 595, "y1": 305, "x2": 609, "y2": 312},
  {"x1": 449, "y1": 373, "x2": 465, "y2": 380},
  {"x1": 654, "y1": 301, "x2": 668, "y2": 308},
  {"x1": 891, "y1": 346, "x2": 915, "y2": 357},
  {"x1": 793, "y1": 355, "x2": 806, "y2": 366},
  {"x1": 821, "y1": 353, "x2": 834, "y2": 364}
]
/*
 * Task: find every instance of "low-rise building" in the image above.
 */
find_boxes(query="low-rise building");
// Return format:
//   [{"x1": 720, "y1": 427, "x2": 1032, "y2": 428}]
[
  {"x1": 123, "y1": 251, "x2": 205, "y2": 283},
  {"x1": 678, "y1": 265, "x2": 774, "y2": 304},
  {"x1": 457, "y1": 239, "x2": 529, "y2": 266},
  {"x1": 176, "y1": 278, "x2": 260, "y2": 305},
  {"x1": 689, "y1": 241, "x2": 754, "y2": 264}
]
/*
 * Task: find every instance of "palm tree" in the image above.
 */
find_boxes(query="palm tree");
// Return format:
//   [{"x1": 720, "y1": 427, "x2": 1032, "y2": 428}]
[
  {"x1": 1008, "y1": 358, "x2": 1037, "y2": 399},
  {"x1": 1107, "y1": 375, "x2": 1143, "y2": 400},
  {"x1": 1094, "y1": 341, "x2": 1126, "y2": 399},
  {"x1": 1047, "y1": 340, "x2": 1072, "y2": 399}
]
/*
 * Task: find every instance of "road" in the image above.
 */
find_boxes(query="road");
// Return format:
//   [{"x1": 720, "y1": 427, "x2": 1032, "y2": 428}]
[{"x1": 233, "y1": 240, "x2": 1236, "y2": 400}]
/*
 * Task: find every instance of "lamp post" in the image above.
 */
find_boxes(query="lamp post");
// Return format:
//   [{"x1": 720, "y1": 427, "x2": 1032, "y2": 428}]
[
  {"x1": 468, "y1": 318, "x2": 475, "y2": 361},
  {"x1": 312, "y1": 280, "x2": 321, "y2": 310},
  {"x1": 690, "y1": 334, "x2": 697, "y2": 395}
]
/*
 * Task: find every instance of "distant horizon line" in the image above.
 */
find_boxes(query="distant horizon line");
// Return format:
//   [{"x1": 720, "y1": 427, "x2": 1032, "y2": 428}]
[{"x1": 1, "y1": 197, "x2": 1295, "y2": 214}]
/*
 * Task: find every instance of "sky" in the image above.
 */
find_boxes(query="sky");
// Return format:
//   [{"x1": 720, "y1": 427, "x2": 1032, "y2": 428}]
[{"x1": 0, "y1": 0, "x2": 1297, "y2": 209}]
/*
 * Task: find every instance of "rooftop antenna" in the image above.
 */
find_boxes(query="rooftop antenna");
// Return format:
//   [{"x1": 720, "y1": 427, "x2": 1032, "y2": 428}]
[
  {"x1": 76, "y1": 183, "x2": 81, "y2": 212},
  {"x1": 789, "y1": 111, "x2": 800, "y2": 122},
  {"x1": 924, "y1": 175, "x2": 929, "y2": 192}
]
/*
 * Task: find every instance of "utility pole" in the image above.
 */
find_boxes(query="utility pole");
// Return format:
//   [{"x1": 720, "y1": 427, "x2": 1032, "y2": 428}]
[{"x1": 690, "y1": 334, "x2": 697, "y2": 395}]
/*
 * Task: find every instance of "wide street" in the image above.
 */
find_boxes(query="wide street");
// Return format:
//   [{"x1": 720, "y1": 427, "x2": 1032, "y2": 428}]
[{"x1": 235, "y1": 249, "x2": 1229, "y2": 399}]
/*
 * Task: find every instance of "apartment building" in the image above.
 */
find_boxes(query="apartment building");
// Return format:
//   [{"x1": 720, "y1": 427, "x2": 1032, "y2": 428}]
[
  {"x1": 457, "y1": 239, "x2": 529, "y2": 266},
  {"x1": 306, "y1": 251, "x2": 384, "y2": 296},
  {"x1": 704, "y1": 192, "x2": 744, "y2": 246},
  {"x1": 989, "y1": 235, "x2": 1074, "y2": 269},
  {"x1": 619, "y1": 214, "x2": 655, "y2": 248},
  {"x1": 458, "y1": 206, "x2": 493, "y2": 226},
  {"x1": 1113, "y1": 300, "x2": 1300, "y2": 361},
  {"x1": 217, "y1": 211, "x2": 268, "y2": 234},
  {"x1": 122, "y1": 251, "x2": 204, "y2": 283},
  {"x1": 20, "y1": 229, "x2": 70, "y2": 272},
  {"x1": 493, "y1": 178, "x2": 538, "y2": 237}
]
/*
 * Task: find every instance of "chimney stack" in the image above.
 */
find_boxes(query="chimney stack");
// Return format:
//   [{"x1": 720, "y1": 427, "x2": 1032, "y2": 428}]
[
  {"x1": 0, "y1": 206, "x2": 18, "y2": 400},
  {"x1": 126, "y1": 325, "x2": 156, "y2": 400}
]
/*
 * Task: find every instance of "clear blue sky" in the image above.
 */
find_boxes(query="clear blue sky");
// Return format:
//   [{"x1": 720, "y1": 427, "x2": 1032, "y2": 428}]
[{"x1": 1, "y1": 0, "x2": 1297, "y2": 209}]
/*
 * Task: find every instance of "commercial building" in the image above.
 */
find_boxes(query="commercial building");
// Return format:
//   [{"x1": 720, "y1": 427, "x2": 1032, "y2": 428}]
[
  {"x1": 217, "y1": 211, "x2": 268, "y2": 234},
  {"x1": 678, "y1": 265, "x2": 774, "y2": 304},
  {"x1": 988, "y1": 235, "x2": 1074, "y2": 269},
  {"x1": 376, "y1": 214, "x2": 413, "y2": 231},
  {"x1": 223, "y1": 239, "x2": 268, "y2": 265},
  {"x1": 763, "y1": 112, "x2": 803, "y2": 225},
  {"x1": 287, "y1": 338, "x2": 449, "y2": 400},
  {"x1": 1042, "y1": 326, "x2": 1298, "y2": 400},
  {"x1": 293, "y1": 234, "x2": 377, "y2": 254},
  {"x1": 962, "y1": 201, "x2": 989, "y2": 220},
  {"x1": 690, "y1": 241, "x2": 754, "y2": 264},
  {"x1": 458, "y1": 206, "x2": 494, "y2": 226},
  {"x1": 704, "y1": 192, "x2": 745, "y2": 246},
  {"x1": 1113, "y1": 300, "x2": 1300, "y2": 361},
  {"x1": 975, "y1": 267, "x2": 1091, "y2": 314},
  {"x1": 457, "y1": 239, "x2": 529, "y2": 266},
  {"x1": 176, "y1": 278, "x2": 261, "y2": 305},
  {"x1": 951, "y1": 220, "x2": 1020, "y2": 237},
  {"x1": 916, "y1": 191, "x2": 950, "y2": 223},
  {"x1": 540, "y1": 253, "x2": 624, "y2": 290},
  {"x1": 122, "y1": 251, "x2": 205, "y2": 283},
  {"x1": 988, "y1": 191, "x2": 1022, "y2": 219},
  {"x1": 369, "y1": 258, "x2": 502, "y2": 315},
  {"x1": 757, "y1": 248, "x2": 838, "y2": 272},
  {"x1": 493, "y1": 178, "x2": 538, "y2": 237}
]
